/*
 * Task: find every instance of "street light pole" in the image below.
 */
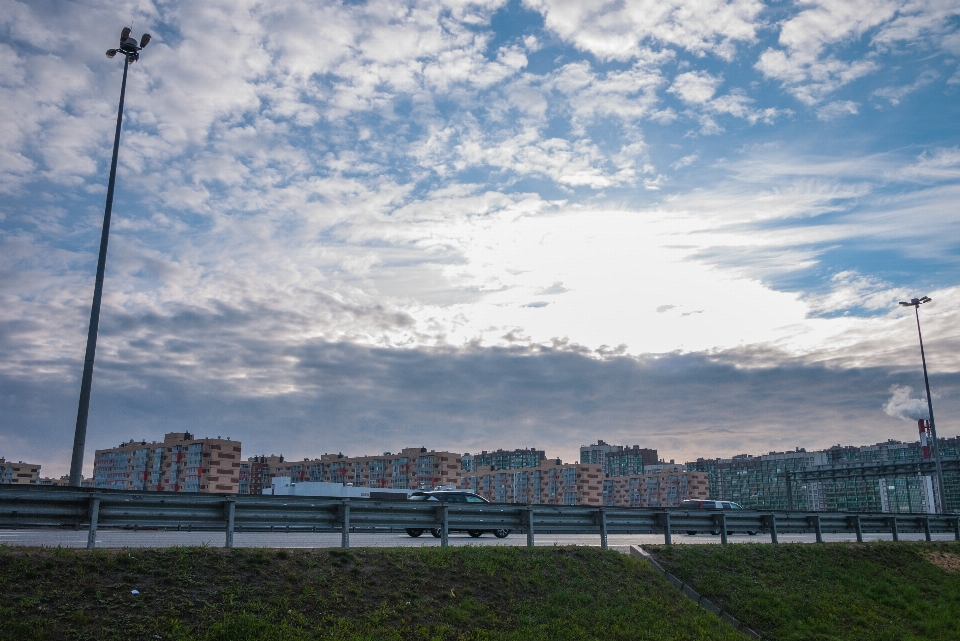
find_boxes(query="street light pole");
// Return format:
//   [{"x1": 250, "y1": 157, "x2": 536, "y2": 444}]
[
  {"x1": 898, "y1": 296, "x2": 946, "y2": 514},
  {"x1": 69, "y1": 28, "x2": 150, "y2": 487}
]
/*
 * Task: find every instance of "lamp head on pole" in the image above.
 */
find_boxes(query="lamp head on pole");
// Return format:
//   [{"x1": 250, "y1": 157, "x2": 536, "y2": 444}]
[
  {"x1": 111, "y1": 27, "x2": 151, "y2": 62},
  {"x1": 899, "y1": 296, "x2": 931, "y2": 308}
]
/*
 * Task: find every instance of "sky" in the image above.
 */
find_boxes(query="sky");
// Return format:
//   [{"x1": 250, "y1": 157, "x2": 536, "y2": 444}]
[{"x1": 2, "y1": 0, "x2": 960, "y2": 477}]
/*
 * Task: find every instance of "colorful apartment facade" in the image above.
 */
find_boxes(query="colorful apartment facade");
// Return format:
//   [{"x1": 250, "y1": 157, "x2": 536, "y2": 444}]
[
  {"x1": 461, "y1": 460, "x2": 606, "y2": 506},
  {"x1": 0, "y1": 459, "x2": 41, "y2": 485},
  {"x1": 239, "y1": 447, "x2": 463, "y2": 494},
  {"x1": 602, "y1": 470, "x2": 710, "y2": 507},
  {"x1": 461, "y1": 459, "x2": 707, "y2": 507},
  {"x1": 93, "y1": 432, "x2": 241, "y2": 493}
]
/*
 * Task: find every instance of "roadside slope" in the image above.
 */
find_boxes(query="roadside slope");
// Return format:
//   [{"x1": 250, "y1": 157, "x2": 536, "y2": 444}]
[
  {"x1": 0, "y1": 545, "x2": 746, "y2": 641},
  {"x1": 649, "y1": 541, "x2": 960, "y2": 641}
]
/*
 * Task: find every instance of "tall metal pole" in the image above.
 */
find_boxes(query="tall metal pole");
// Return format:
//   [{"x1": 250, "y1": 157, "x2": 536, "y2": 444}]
[
  {"x1": 913, "y1": 305, "x2": 946, "y2": 514},
  {"x1": 69, "y1": 56, "x2": 130, "y2": 487}
]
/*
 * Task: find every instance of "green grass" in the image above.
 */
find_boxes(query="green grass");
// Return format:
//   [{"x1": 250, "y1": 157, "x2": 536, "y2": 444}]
[
  {"x1": 649, "y1": 541, "x2": 960, "y2": 641},
  {"x1": 0, "y1": 545, "x2": 745, "y2": 641}
]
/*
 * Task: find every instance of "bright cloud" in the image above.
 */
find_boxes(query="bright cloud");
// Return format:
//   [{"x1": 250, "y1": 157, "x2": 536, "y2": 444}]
[{"x1": 524, "y1": 0, "x2": 764, "y2": 61}]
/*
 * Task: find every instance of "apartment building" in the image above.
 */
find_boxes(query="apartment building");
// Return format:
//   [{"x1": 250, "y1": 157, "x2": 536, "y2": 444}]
[
  {"x1": 607, "y1": 446, "x2": 659, "y2": 476},
  {"x1": 93, "y1": 432, "x2": 241, "y2": 493},
  {"x1": 37, "y1": 475, "x2": 94, "y2": 487},
  {"x1": 240, "y1": 448, "x2": 463, "y2": 494},
  {"x1": 580, "y1": 440, "x2": 658, "y2": 476},
  {"x1": 0, "y1": 459, "x2": 41, "y2": 485},
  {"x1": 461, "y1": 448, "x2": 546, "y2": 472},
  {"x1": 93, "y1": 439, "x2": 166, "y2": 490},
  {"x1": 602, "y1": 470, "x2": 710, "y2": 507},
  {"x1": 686, "y1": 435, "x2": 960, "y2": 513},
  {"x1": 462, "y1": 459, "x2": 605, "y2": 506},
  {"x1": 239, "y1": 455, "x2": 287, "y2": 495},
  {"x1": 461, "y1": 457, "x2": 705, "y2": 508}
]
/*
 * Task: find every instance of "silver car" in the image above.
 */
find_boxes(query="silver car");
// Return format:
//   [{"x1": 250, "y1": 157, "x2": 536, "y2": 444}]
[
  {"x1": 679, "y1": 499, "x2": 757, "y2": 535},
  {"x1": 405, "y1": 490, "x2": 511, "y2": 539}
]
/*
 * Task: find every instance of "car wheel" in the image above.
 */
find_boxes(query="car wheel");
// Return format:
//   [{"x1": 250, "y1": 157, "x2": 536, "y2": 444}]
[
  {"x1": 493, "y1": 529, "x2": 510, "y2": 539},
  {"x1": 467, "y1": 530, "x2": 483, "y2": 538},
  {"x1": 406, "y1": 528, "x2": 423, "y2": 538},
  {"x1": 710, "y1": 530, "x2": 720, "y2": 536},
  {"x1": 685, "y1": 531, "x2": 697, "y2": 536},
  {"x1": 430, "y1": 528, "x2": 442, "y2": 538},
  {"x1": 747, "y1": 531, "x2": 757, "y2": 536},
  {"x1": 727, "y1": 531, "x2": 734, "y2": 535}
]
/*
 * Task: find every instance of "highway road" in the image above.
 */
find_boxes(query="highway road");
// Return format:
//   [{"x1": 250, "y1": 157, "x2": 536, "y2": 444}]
[{"x1": 1, "y1": 529, "x2": 956, "y2": 550}]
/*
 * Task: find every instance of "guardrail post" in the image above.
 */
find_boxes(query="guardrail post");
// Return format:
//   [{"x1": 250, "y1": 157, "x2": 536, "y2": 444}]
[
  {"x1": 923, "y1": 516, "x2": 931, "y2": 542},
  {"x1": 954, "y1": 517, "x2": 960, "y2": 541},
  {"x1": 340, "y1": 500, "x2": 350, "y2": 549},
  {"x1": 87, "y1": 492, "x2": 101, "y2": 550},
  {"x1": 785, "y1": 471, "x2": 794, "y2": 511},
  {"x1": 526, "y1": 507, "x2": 535, "y2": 548},
  {"x1": 719, "y1": 513, "x2": 728, "y2": 545},
  {"x1": 597, "y1": 508, "x2": 608, "y2": 550},
  {"x1": 440, "y1": 504, "x2": 449, "y2": 548},
  {"x1": 853, "y1": 515, "x2": 863, "y2": 543},
  {"x1": 662, "y1": 512, "x2": 672, "y2": 546},
  {"x1": 812, "y1": 515, "x2": 822, "y2": 543},
  {"x1": 224, "y1": 497, "x2": 236, "y2": 548},
  {"x1": 890, "y1": 516, "x2": 898, "y2": 542},
  {"x1": 767, "y1": 514, "x2": 778, "y2": 544}
]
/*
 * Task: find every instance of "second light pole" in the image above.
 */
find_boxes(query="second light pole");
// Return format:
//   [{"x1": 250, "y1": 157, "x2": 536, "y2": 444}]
[{"x1": 898, "y1": 296, "x2": 946, "y2": 514}]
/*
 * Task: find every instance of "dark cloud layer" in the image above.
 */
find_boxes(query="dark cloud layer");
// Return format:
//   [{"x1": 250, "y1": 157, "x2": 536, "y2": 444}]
[{"x1": 3, "y1": 336, "x2": 957, "y2": 477}]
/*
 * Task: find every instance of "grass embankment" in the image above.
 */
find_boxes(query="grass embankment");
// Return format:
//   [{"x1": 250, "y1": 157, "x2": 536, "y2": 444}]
[
  {"x1": 650, "y1": 541, "x2": 960, "y2": 641},
  {"x1": 0, "y1": 545, "x2": 745, "y2": 641}
]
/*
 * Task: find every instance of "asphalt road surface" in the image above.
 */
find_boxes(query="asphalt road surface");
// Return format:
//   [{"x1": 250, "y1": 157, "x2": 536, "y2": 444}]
[{"x1": 1, "y1": 529, "x2": 956, "y2": 550}]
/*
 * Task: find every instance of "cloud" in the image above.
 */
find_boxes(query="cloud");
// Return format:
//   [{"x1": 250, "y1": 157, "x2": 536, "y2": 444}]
[
  {"x1": 817, "y1": 100, "x2": 860, "y2": 120},
  {"x1": 804, "y1": 271, "x2": 905, "y2": 315},
  {"x1": 5, "y1": 331, "x2": 959, "y2": 477},
  {"x1": 755, "y1": 0, "x2": 960, "y2": 105},
  {"x1": 547, "y1": 59, "x2": 670, "y2": 122},
  {"x1": 537, "y1": 282, "x2": 569, "y2": 295},
  {"x1": 896, "y1": 147, "x2": 960, "y2": 182},
  {"x1": 754, "y1": 0, "x2": 895, "y2": 103},
  {"x1": 670, "y1": 153, "x2": 699, "y2": 169},
  {"x1": 883, "y1": 385, "x2": 929, "y2": 421},
  {"x1": 756, "y1": 50, "x2": 880, "y2": 106},
  {"x1": 871, "y1": 68, "x2": 940, "y2": 105},
  {"x1": 669, "y1": 71, "x2": 723, "y2": 104},
  {"x1": 523, "y1": 0, "x2": 764, "y2": 61},
  {"x1": 668, "y1": 72, "x2": 789, "y2": 128}
]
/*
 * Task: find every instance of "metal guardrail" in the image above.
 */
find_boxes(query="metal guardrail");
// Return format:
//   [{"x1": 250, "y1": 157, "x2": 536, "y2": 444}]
[{"x1": 2, "y1": 485, "x2": 959, "y2": 549}]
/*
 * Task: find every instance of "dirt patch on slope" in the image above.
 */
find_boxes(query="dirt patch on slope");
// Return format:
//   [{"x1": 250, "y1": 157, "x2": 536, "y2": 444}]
[{"x1": 924, "y1": 551, "x2": 960, "y2": 573}]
